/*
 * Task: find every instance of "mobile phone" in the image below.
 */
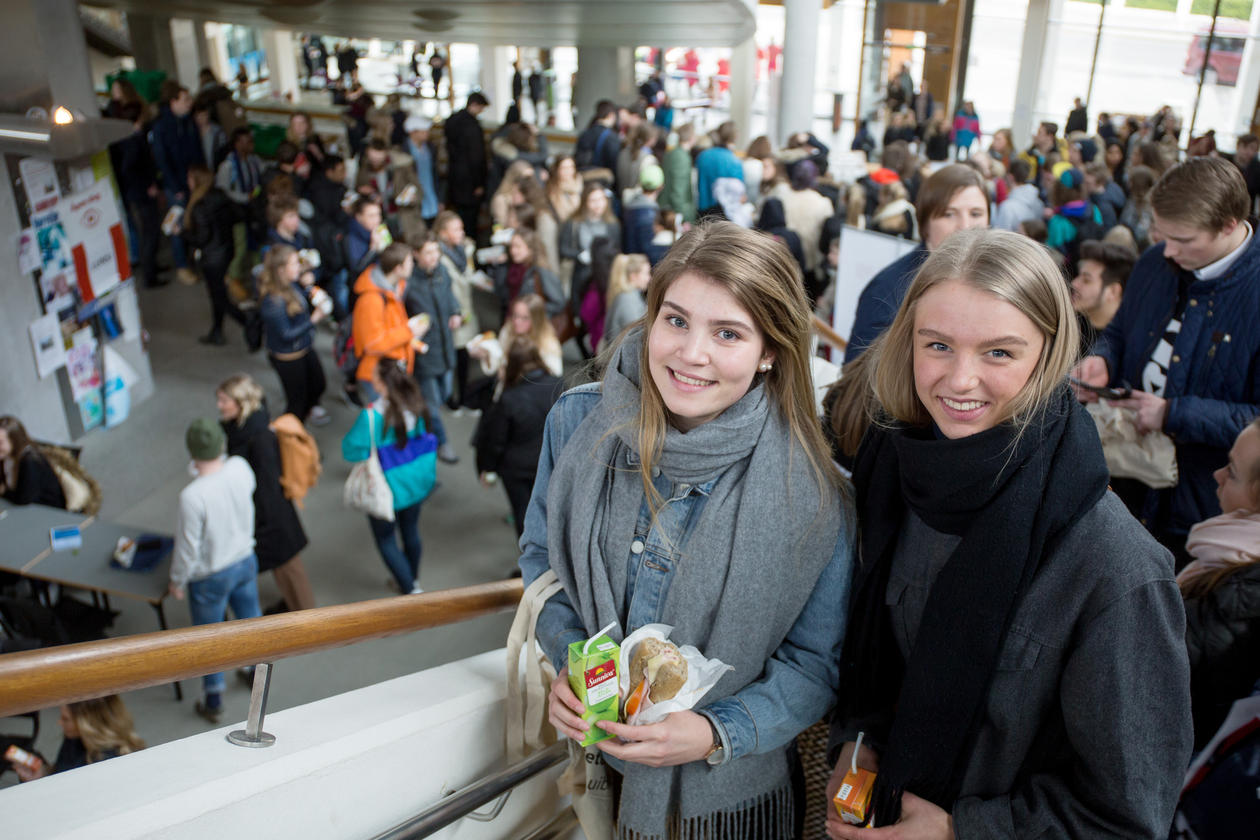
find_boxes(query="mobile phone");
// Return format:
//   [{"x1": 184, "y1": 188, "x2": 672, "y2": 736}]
[{"x1": 1069, "y1": 377, "x2": 1132, "y2": 401}]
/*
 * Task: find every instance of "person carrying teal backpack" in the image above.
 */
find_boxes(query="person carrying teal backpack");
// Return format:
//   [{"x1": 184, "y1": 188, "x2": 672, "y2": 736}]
[{"x1": 342, "y1": 357, "x2": 437, "y2": 594}]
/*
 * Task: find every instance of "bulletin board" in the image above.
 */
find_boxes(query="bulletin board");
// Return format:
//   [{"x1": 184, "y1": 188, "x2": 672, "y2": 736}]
[{"x1": 7, "y1": 151, "x2": 136, "y2": 437}]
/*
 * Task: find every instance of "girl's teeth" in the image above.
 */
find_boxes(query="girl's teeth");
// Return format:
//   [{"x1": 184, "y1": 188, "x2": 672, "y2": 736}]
[
  {"x1": 943, "y1": 398, "x2": 984, "y2": 411},
  {"x1": 675, "y1": 372, "x2": 709, "y2": 386}
]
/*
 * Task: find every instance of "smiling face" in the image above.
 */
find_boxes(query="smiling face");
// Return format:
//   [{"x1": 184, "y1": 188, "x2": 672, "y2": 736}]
[
  {"x1": 924, "y1": 185, "x2": 989, "y2": 250},
  {"x1": 1214, "y1": 424, "x2": 1260, "y2": 513},
  {"x1": 913, "y1": 279, "x2": 1045, "y2": 438},
  {"x1": 647, "y1": 272, "x2": 773, "y2": 432},
  {"x1": 1152, "y1": 212, "x2": 1240, "y2": 272}
]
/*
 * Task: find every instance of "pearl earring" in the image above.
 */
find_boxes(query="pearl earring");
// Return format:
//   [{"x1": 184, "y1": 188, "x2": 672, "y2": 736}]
[{"x1": 759, "y1": 363, "x2": 772, "y2": 373}]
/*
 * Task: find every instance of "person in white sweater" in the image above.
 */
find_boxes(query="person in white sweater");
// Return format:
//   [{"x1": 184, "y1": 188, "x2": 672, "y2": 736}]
[{"x1": 170, "y1": 417, "x2": 261, "y2": 724}]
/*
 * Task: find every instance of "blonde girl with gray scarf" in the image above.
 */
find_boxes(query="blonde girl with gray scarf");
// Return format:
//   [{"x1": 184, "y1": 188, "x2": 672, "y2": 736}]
[{"x1": 520, "y1": 220, "x2": 856, "y2": 840}]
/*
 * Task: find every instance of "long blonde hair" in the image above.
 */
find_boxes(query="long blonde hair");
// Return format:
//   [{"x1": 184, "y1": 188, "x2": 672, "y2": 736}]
[
  {"x1": 634, "y1": 221, "x2": 840, "y2": 508},
  {"x1": 257, "y1": 245, "x2": 304, "y2": 316},
  {"x1": 605, "y1": 253, "x2": 649, "y2": 310},
  {"x1": 68, "y1": 695, "x2": 145, "y2": 762},
  {"x1": 868, "y1": 228, "x2": 1078, "y2": 434},
  {"x1": 217, "y1": 374, "x2": 265, "y2": 422}
]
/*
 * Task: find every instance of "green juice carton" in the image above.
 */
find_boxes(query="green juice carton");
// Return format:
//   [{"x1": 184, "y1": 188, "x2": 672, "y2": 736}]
[{"x1": 568, "y1": 625, "x2": 621, "y2": 747}]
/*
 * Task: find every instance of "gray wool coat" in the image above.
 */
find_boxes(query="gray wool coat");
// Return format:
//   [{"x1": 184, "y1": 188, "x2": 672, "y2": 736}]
[{"x1": 831, "y1": 491, "x2": 1193, "y2": 839}]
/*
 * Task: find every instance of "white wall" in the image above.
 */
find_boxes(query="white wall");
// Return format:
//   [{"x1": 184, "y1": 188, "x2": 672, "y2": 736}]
[{"x1": 2, "y1": 651, "x2": 572, "y2": 839}]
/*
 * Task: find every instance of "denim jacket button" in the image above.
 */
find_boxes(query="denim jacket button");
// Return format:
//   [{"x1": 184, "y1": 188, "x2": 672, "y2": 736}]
[{"x1": 631, "y1": 539, "x2": 645, "y2": 555}]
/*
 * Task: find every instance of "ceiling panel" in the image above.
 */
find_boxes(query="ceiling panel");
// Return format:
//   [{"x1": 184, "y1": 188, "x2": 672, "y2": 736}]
[{"x1": 86, "y1": 0, "x2": 756, "y2": 47}]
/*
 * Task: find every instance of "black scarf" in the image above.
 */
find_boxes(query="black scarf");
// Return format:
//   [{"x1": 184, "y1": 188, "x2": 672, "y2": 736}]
[{"x1": 840, "y1": 386, "x2": 1108, "y2": 824}]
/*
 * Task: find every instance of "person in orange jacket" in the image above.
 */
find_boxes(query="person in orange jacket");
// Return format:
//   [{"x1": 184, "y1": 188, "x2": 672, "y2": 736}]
[{"x1": 351, "y1": 242, "x2": 430, "y2": 402}]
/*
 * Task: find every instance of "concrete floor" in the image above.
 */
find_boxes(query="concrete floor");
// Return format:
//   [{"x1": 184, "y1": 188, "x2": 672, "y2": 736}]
[{"x1": 4, "y1": 276, "x2": 552, "y2": 787}]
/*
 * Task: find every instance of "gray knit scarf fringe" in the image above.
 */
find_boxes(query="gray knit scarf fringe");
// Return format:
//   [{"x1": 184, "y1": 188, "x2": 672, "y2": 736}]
[
  {"x1": 546, "y1": 329, "x2": 843, "y2": 839},
  {"x1": 617, "y1": 785, "x2": 796, "y2": 840}
]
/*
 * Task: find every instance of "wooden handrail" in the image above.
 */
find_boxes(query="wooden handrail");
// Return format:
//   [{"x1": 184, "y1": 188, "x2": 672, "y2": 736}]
[
  {"x1": 0, "y1": 580, "x2": 523, "y2": 718},
  {"x1": 812, "y1": 315, "x2": 848, "y2": 351}
]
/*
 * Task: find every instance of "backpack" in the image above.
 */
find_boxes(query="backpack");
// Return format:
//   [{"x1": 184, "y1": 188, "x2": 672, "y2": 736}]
[
  {"x1": 576, "y1": 127, "x2": 613, "y2": 171},
  {"x1": 1060, "y1": 207, "x2": 1107, "y2": 275},
  {"x1": 269, "y1": 413, "x2": 322, "y2": 508}
]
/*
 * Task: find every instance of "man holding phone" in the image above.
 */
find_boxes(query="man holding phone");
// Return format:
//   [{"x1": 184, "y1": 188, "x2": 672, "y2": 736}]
[{"x1": 1074, "y1": 157, "x2": 1260, "y2": 563}]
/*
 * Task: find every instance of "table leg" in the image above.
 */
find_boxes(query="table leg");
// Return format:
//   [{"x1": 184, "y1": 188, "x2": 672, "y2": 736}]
[{"x1": 153, "y1": 602, "x2": 182, "y2": 701}]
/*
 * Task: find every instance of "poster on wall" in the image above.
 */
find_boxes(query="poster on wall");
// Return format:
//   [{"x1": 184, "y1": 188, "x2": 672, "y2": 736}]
[
  {"x1": 60, "y1": 179, "x2": 131, "y2": 302},
  {"x1": 18, "y1": 156, "x2": 61, "y2": 212},
  {"x1": 17, "y1": 227, "x2": 41, "y2": 274},
  {"x1": 31, "y1": 205, "x2": 77, "y2": 313},
  {"x1": 67, "y1": 327, "x2": 101, "y2": 402},
  {"x1": 27, "y1": 312, "x2": 67, "y2": 379}
]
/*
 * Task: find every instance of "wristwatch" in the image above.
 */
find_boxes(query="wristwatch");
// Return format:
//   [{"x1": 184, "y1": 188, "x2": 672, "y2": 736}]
[{"x1": 703, "y1": 716, "x2": 725, "y2": 766}]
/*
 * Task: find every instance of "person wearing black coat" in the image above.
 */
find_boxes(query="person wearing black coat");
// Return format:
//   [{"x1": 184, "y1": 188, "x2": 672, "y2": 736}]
[
  {"x1": 755, "y1": 198, "x2": 807, "y2": 280},
  {"x1": 109, "y1": 103, "x2": 164, "y2": 288},
  {"x1": 0, "y1": 416, "x2": 65, "y2": 509},
  {"x1": 444, "y1": 93, "x2": 490, "y2": 239},
  {"x1": 183, "y1": 166, "x2": 246, "y2": 345},
  {"x1": 218, "y1": 379, "x2": 316, "y2": 613},
  {"x1": 1184, "y1": 563, "x2": 1260, "y2": 749},
  {"x1": 475, "y1": 340, "x2": 563, "y2": 539}
]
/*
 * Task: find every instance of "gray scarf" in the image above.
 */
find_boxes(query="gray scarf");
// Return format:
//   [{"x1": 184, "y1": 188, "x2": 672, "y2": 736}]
[{"x1": 546, "y1": 329, "x2": 843, "y2": 840}]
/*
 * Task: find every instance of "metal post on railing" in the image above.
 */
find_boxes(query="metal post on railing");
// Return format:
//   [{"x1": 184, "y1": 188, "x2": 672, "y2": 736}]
[{"x1": 227, "y1": 662, "x2": 276, "y2": 748}]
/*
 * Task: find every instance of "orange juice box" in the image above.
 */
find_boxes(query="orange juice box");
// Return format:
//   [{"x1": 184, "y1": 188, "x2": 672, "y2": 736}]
[
  {"x1": 833, "y1": 766, "x2": 876, "y2": 826},
  {"x1": 568, "y1": 631, "x2": 620, "y2": 747}
]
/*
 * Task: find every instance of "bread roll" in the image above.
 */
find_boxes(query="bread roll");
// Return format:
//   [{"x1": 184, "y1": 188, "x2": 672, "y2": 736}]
[{"x1": 628, "y1": 637, "x2": 688, "y2": 703}]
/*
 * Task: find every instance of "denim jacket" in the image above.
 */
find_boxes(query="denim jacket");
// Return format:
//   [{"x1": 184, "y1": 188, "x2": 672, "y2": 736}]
[
  {"x1": 260, "y1": 291, "x2": 315, "y2": 355},
  {"x1": 519, "y1": 384, "x2": 854, "y2": 766}
]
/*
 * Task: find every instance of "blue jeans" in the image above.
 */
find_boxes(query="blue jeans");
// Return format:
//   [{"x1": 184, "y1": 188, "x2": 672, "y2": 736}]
[
  {"x1": 164, "y1": 188, "x2": 188, "y2": 268},
  {"x1": 416, "y1": 371, "x2": 452, "y2": 446},
  {"x1": 187, "y1": 554, "x2": 262, "y2": 696},
  {"x1": 368, "y1": 502, "x2": 422, "y2": 592}
]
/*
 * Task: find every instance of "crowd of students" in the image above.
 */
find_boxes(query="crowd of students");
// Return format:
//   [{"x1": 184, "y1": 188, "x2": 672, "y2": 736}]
[{"x1": 6, "y1": 63, "x2": 1260, "y2": 837}]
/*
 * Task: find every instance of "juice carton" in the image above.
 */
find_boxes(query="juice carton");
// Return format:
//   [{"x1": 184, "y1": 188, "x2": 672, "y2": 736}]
[
  {"x1": 833, "y1": 765, "x2": 876, "y2": 825},
  {"x1": 568, "y1": 626, "x2": 620, "y2": 747}
]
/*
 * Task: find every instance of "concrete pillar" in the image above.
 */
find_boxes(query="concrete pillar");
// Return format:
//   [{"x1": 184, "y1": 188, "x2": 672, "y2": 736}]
[
  {"x1": 262, "y1": 29, "x2": 300, "y2": 100},
  {"x1": 779, "y1": 0, "x2": 822, "y2": 144},
  {"x1": 126, "y1": 13, "x2": 178, "y2": 79},
  {"x1": 203, "y1": 23, "x2": 233, "y2": 85},
  {"x1": 1230, "y1": 1, "x2": 1260, "y2": 138},
  {"x1": 169, "y1": 19, "x2": 203, "y2": 88},
  {"x1": 728, "y1": 37, "x2": 758, "y2": 145},
  {"x1": 32, "y1": 0, "x2": 97, "y2": 116},
  {"x1": 193, "y1": 21, "x2": 213, "y2": 78},
  {"x1": 479, "y1": 45, "x2": 515, "y2": 123},
  {"x1": 574, "y1": 46, "x2": 635, "y2": 129},
  {"x1": 1011, "y1": 0, "x2": 1053, "y2": 149}
]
